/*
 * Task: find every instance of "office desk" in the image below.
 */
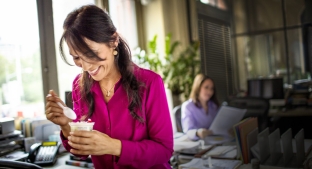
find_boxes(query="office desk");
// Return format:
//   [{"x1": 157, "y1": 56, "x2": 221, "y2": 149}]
[
  {"x1": 268, "y1": 108, "x2": 312, "y2": 117},
  {"x1": 239, "y1": 164, "x2": 300, "y2": 169},
  {"x1": 268, "y1": 108, "x2": 312, "y2": 139}
]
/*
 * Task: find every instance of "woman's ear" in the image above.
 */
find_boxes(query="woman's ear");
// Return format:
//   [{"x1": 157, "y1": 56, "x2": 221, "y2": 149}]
[{"x1": 112, "y1": 32, "x2": 119, "y2": 48}]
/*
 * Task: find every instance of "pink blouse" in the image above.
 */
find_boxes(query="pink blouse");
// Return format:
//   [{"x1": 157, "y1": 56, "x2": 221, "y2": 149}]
[{"x1": 61, "y1": 66, "x2": 173, "y2": 168}]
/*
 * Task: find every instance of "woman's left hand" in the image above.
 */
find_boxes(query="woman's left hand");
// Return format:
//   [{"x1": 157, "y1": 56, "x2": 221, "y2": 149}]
[{"x1": 68, "y1": 130, "x2": 121, "y2": 156}]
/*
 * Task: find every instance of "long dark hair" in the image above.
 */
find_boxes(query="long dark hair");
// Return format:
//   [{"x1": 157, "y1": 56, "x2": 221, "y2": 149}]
[
  {"x1": 59, "y1": 5, "x2": 144, "y2": 122},
  {"x1": 189, "y1": 74, "x2": 219, "y2": 108}
]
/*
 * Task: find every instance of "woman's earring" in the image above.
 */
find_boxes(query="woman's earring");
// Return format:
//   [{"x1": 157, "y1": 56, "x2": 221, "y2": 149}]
[{"x1": 113, "y1": 49, "x2": 118, "y2": 56}]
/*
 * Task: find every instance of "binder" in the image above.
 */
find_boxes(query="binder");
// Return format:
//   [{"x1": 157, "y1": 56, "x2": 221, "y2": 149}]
[
  {"x1": 233, "y1": 118, "x2": 249, "y2": 160},
  {"x1": 232, "y1": 117, "x2": 258, "y2": 164},
  {"x1": 239, "y1": 117, "x2": 258, "y2": 164}
]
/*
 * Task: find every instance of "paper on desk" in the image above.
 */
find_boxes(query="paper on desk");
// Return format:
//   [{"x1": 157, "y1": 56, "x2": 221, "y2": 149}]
[
  {"x1": 204, "y1": 135, "x2": 234, "y2": 145},
  {"x1": 179, "y1": 158, "x2": 242, "y2": 169},
  {"x1": 214, "y1": 149, "x2": 237, "y2": 159},
  {"x1": 174, "y1": 134, "x2": 201, "y2": 151},
  {"x1": 205, "y1": 146, "x2": 236, "y2": 156},
  {"x1": 174, "y1": 141, "x2": 200, "y2": 151}
]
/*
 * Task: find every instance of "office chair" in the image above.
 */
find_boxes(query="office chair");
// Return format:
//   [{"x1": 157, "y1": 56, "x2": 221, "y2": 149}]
[
  {"x1": 172, "y1": 105, "x2": 182, "y2": 133},
  {"x1": 226, "y1": 97, "x2": 270, "y2": 132},
  {"x1": 65, "y1": 91, "x2": 73, "y2": 109}
]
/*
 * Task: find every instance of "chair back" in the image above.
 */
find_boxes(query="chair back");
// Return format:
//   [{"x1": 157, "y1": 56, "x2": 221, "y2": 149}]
[
  {"x1": 226, "y1": 97, "x2": 270, "y2": 131},
  {"x1": 173, "y1": 105, "x2": 182, "y2": 133}
]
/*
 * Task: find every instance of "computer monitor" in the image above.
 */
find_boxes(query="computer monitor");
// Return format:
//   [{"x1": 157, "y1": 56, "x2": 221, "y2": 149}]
[{"x1": 247, "y1": 78, "x2": 284, "y2": 99}]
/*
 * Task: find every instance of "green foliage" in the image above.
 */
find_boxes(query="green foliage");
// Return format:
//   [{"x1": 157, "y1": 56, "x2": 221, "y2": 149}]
[
  {"x1": 135, "y1": 34, "x2": 201, "y2": 100},
  {"x1": 164, "y1": 41, "x2": 201, "y2": 99}
]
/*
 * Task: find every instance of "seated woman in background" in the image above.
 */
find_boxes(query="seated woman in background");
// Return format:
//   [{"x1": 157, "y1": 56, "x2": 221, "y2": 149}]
[{"x1": 181, "y1": 74, "x2": 220, "y2": 140}]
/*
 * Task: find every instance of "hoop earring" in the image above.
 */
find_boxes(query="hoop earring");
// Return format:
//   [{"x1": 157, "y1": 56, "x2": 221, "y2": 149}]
[{"x1": 113, "y1": 49, "x2": 118, "y2": 56}]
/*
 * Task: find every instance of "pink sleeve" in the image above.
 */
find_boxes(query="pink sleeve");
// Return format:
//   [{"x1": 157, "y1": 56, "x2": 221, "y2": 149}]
[{"x1": 116, "y1": 75, "x2": 174, "y2": 168}]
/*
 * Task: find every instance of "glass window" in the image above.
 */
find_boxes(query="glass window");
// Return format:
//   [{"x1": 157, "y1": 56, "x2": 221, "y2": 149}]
[
  {"x1": 233, "y1": 0, "x2": 307, "y2": 91},
  {"x1": 287, "y1": 28, "x2": 307, "y2": 81},
  {"x1": 235, "y1": 31, "x2": 291, "y2": 90},
  {"x1": 0, "y1": 1, "x2": 44, "y2": 118},
  {"x1": 52, "y1": 0, "x2": 95, "y2": 103},
  {"x1": 233, "y1": 0, "x2": 248, "y2": 34},
  {"x1": 246, "y1": 0, "x2": 283, "y2": 32},
  {"x1": 235, "y1": 36, "x2": 249, "y2": 90},
  {"x1": 285, "y1": 0, "x2": 305, "y2": 26},
  {"x1": 199, "y1": 0, "x2": 227, "y2": 10},
  {"x1": 109, "y1": 0, "x2": 139, "y2": 51}
]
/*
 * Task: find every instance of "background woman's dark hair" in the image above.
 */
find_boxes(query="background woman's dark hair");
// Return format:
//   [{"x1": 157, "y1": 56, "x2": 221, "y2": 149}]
[
  {"x1": 59, "y1": 5, "x2": 144, "y2": 122},
  {"x1": 189, "y1": 74, "x2": 219, "y2": 108}
]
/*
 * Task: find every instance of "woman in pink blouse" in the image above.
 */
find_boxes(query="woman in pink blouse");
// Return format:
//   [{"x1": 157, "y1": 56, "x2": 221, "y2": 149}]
[{"x1": 45, "y1": 5, "x2": 173, "y2": 169}]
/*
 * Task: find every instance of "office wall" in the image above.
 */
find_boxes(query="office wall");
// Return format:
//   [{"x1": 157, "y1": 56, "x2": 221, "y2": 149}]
[{"x1": 141, "y1": 0, "x2": 190, "y2": 58}]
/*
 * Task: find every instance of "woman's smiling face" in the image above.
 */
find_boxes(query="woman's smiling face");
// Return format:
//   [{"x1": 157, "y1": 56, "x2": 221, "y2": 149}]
[
  {"x1": 199, "y1": 79, "x2": 214, "y2": 102},
  {"x1": 68, "y1": 38, "x2": 117, "y2": 81}
]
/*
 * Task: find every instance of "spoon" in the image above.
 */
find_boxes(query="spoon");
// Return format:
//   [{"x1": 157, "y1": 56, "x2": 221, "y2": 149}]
[
  {"x1": 56, "y1": 102, "x2": 77, "y2": 120},
  {"x1": 47, "y1": 94, "x2": 77, "y2": 120}
]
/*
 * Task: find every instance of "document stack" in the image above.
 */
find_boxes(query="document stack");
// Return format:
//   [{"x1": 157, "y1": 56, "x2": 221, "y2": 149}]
[{"x1": 0, "y1": 118, "x2": 25, "y2": 157}]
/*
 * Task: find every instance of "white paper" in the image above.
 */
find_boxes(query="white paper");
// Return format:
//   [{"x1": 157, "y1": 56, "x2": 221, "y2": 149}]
[
  {"x1": 209, "y1": 106, "x2": 246, "y2": 136},
  {"x1": 179, "y1": 158, "x2": 242, "y2": 169},
  {"x1": 174, "y1": 141, "x2": 200, "y2": 151}
]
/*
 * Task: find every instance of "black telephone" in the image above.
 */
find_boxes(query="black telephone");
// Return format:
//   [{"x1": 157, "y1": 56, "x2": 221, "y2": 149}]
[{"x1": 27, "y1": 141, "x2": 61, "y2": 166}]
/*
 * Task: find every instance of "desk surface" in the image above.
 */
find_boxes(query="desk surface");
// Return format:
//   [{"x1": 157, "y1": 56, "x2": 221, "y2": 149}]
[
  {"x1": 175, "y1": 134, "x2": 312, "y2": 169},
  {"x1": 44, "y1": 153, "x2": 86, "y2": 169},
  {"x1": 268, "y1": 108, "x2": 312, "y2": 117}
]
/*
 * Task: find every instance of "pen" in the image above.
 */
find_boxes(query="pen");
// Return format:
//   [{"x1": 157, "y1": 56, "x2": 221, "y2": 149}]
[{"x1": 66, "y1": 160, "x2": 94, "y2": 168}]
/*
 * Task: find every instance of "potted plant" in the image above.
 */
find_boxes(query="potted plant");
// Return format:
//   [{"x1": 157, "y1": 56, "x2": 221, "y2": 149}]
[{"x1": 135, "y1": 34, "x2": 201, "y2": 106}]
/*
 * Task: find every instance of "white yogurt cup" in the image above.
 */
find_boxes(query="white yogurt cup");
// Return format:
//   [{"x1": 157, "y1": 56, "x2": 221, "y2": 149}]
[{"x1": 69, "y1": 121, "x2": 95, "y2": 131}]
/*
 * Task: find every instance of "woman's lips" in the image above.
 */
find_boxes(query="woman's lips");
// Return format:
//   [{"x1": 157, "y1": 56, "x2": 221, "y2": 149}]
[{"x1": 88, "y1": 67, "x2": 100, "y2": 76}]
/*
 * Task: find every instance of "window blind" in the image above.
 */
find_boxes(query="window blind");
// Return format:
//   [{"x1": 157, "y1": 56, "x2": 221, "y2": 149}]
[{"x1": 198, "y1": 14, "x2": 234, "y2": 102}]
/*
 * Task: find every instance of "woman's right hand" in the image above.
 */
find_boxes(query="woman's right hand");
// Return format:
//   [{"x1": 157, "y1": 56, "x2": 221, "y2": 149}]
[
  {"x1": 45, "y1": 90, "x2": 71, "y2": 126},
  {"x1": 196, "y1": 128, "x2": 213, "y2": 139}
]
